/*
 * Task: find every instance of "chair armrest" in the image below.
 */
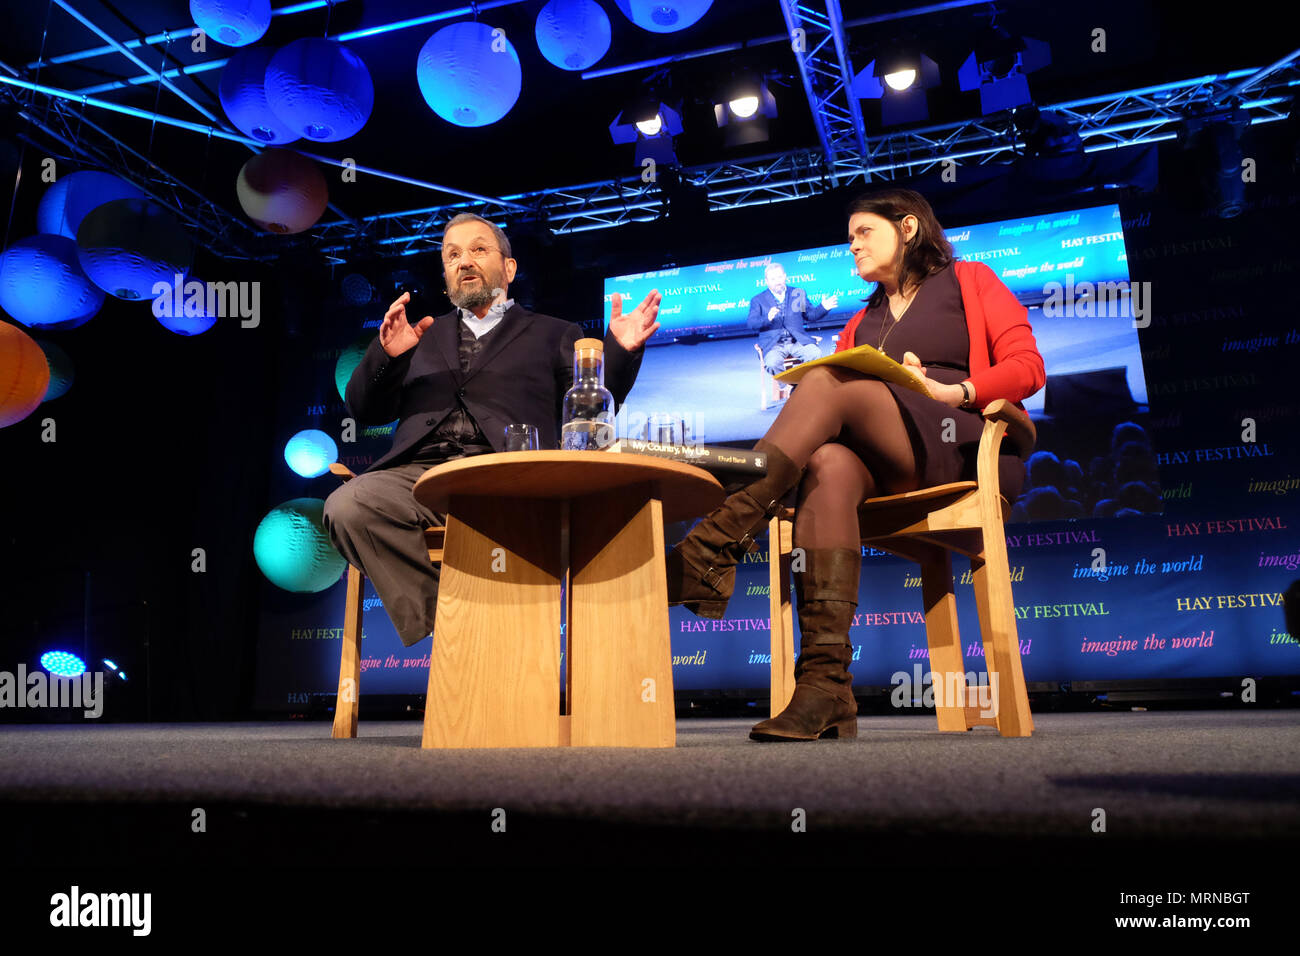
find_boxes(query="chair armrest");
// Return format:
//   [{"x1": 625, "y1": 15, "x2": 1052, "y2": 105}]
[
  {"x1": 329, "y1": 462, "x2": 358, "y2": 482},
  {"x1": 981, "y1": 399, "x2": 1036, "y2": 461}
]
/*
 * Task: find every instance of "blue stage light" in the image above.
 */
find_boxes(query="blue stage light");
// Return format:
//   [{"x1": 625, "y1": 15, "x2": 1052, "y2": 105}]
[
  {"x1": 219, "y1": 46, "x2": 300, "y2": 144},
  {"x1": 76, "y1": 199, "x2": 193, "y2": 301},
  {"x1": 613, "y1": 0, "x2": 713, "y2": 33},
  {"x1": 253, "y1": 498, "x2": 347, "y2": 593},
  {"x1": 40, "y1": 651, "x2": 86, "y2": 678},
  {"x1": 0, "y1": 235, "x2": 105, "y2": 329},
  {"x1": 285, "y1": 428, "x2": 339, "y2": 478},
  {"x1": 266, "y1": 38, "x2": 374, "y2": 142},
  {"x1": 417, "y1": 21, "x2": 522, "y2": 127},
  {"x1": 37, "y1": 171, "x2": 146, "y2": 240},
  {"x1": 536, "y1": 0, "x2": 612, "y2": 71},
  {"x1": 190, "y1": 0, "x2": 272, "y2": 47}
]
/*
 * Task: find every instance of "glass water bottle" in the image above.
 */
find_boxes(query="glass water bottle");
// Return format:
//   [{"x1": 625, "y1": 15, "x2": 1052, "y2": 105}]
[{"x1": 561, "y1": 337, "x2": 616, "y2": 450}]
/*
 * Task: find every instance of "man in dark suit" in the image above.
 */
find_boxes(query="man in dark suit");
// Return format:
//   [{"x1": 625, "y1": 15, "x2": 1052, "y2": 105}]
[
  {"x1": 323, "y1": 213, "x2": 660, "y2": 646},
  {"x1": 747, "y1": 262, "x2": 837, "y2": 374}
]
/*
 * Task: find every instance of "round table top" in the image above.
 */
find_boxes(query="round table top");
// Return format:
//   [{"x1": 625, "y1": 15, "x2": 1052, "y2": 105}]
[{"x1": 412, "y1": 451, "x2": 725, "y2": 523}]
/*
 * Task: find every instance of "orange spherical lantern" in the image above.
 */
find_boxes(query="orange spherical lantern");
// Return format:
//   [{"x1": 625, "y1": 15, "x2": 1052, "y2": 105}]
[
  {"x1": 0, "y1": 321, "x2": 51, "y2": 427},
  {"x1": 236, "y1": 148, "x2": 328, "y2": 234}
]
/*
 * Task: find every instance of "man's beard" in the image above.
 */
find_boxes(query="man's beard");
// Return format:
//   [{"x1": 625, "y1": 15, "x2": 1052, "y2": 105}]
[{"x1": 449, "y1": 270, "x2": 500, "y2": 310}]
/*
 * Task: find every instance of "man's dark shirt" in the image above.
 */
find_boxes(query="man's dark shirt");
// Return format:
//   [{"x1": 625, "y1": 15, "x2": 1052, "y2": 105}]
[{"x1": 409, "y1": 316, "x2": 501, "y2": 463}]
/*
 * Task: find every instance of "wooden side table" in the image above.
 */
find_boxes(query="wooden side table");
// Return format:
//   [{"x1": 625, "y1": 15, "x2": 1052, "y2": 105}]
[{"x1": 413, "y1": 452, "x2": 722, "y2": 749}]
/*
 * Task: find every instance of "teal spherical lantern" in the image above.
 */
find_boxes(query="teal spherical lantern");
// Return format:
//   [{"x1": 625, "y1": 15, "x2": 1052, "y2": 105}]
[
  {"x1": 33, "y1": 338, "x2": 74, "y2": 401},
  {"x1": 417, "y1": 21, "x2": 522, "y2": 127},
  {"x1": 334, "y1": 331, "x2": 375, "y2": 401},
  {"x1": 285, "y1": 429, "x2": 338, "y2": 478},
  {"x1": 253, "y1": 497, "x2": 346, "y2": 593},
  {"x1": 535, "y1": 0, "x2": 612, "y2": 71},
  {"x1": 613, "y1": 0, "x2": 713, "y2": 33}
]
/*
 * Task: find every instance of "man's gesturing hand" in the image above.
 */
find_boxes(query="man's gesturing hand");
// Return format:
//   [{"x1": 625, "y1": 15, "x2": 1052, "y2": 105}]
[
  {"x1": 608, "y1": 289, "x2": 662, "y2": 352},
  {"x1": 379, "y1": 292, "x2": 434, "y2": 358}
]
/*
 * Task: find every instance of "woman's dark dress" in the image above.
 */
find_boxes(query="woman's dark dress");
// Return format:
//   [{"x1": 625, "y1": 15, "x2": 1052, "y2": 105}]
[{"x1": 852, "y1": 262, "x2": 1026, "y2": 502}]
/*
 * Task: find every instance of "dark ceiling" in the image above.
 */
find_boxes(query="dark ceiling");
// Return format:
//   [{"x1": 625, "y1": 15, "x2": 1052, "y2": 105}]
[{"x1": 0, "y1": 0, "x2": 1291, "y2": 255}]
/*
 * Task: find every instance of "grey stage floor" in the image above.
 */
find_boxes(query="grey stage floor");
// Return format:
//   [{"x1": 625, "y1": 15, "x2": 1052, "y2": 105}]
[{"x1": 3, "y1": 710, "x2": 1297, "y2": 842}]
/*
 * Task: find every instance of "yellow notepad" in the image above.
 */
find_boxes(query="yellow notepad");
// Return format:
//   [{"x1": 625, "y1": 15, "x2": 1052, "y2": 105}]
[{"x1": 774, "y1": 343, "x2": 934, "y2": 399}]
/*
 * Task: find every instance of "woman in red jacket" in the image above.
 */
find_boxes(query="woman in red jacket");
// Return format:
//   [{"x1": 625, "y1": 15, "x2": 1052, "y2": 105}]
[{"x1": 666, "y1": 187, "x2": 1046, "y2": 742}]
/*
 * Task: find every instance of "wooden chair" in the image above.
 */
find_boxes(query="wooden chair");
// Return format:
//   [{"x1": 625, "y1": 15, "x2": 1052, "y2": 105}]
[
  {"x1": 328, "y1": 462, "x2": 444, "y2": 738},
  {"x1": 766, "y1": 398, "x2": 1037, "y2": 737},
  {"x1": 756, "y1": 335, "x2": 824, "y2": 410}
]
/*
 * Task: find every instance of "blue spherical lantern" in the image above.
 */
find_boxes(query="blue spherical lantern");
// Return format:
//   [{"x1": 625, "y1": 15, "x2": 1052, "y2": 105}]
[
  {"x1": 33, "y1": 338, "x2": 75, "y2": 401},
  {"x1": 613, "y1": 0, "x2": 713, "y2": 33},
  {"x1": 76, "y1": 199, "x2": 192, "y2": 301},
  {"x1": 151, "y1": 275, "x2": 219, "y2": 335},
  {"x1": 0, "y1": 235, "x2": 105, "y2": 329},
  {"x1": 190, "y1": 0, "x2": 271, "y2": 47},
  {"x1": 40, "y1": 650, "x2": 87, "y2": 678},
  {"x1": 219, "y1": 46, "x2": 300, "y2": 145},
  {"x1": 417, "y1": 21, "x2": 522, "y2": 127},
  {"x1": 285, "y1": 429, "x2": 339, "y2": 478},
  {"x1": 37, "y1": 171, "x2": 146, "y2": 240},
  {"x1": 253, "y1": 497, "x2": 347, "y2": 593},
  {"x1": 266, "y1": 38, "x2": 374, "y2": 142},
  {"x1": 536, "y1": 0, "x2": 612, "y2": 71}
]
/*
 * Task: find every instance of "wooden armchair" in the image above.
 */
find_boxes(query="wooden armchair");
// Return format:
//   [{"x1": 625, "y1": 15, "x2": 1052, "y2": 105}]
[
  {"x1": 327, "y1": 462, "x2": 444, "y2": 738},
  {"x1": 756, "y1": 336, "x2": 824, "y2": 410},
  {"x1": 766, "y1": 398, "x2": 1037, "y2": 737}
]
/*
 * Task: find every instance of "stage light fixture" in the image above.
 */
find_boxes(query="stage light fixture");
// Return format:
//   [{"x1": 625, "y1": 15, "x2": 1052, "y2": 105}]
[
  {"x1": 40, "y1": 651, "x2": 86, "y2": 678},
  {"x1": 610, "y1": 97, "x2": 683, "y2": 167},
  {"x1": 1178, "y1": 105, "x2": 1252, "y2": 219},
  {"x1": 103, "y1": 660, "x2": 127, "y2": 681},
  {"x1": 958, "y1": 24, "x2": 1051, "y2": 115},
  {"x1": 853, "y1": 51, "x2": 940, "y2": 126},
  {"x1": 713, "y1": 73, "x2": 777, "y2": 147}
]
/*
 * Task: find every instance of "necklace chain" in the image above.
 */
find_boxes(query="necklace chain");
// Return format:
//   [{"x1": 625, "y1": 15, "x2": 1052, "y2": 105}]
[{"x1": 876, "y1": 284, "x2": 918, "y2": 353}]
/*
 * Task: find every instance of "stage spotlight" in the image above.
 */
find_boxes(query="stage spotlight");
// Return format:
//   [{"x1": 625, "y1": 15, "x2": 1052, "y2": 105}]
[
  {"x1": 853, "y1": 51, "x2": 940, "y2": 126},
  {"x1": 610, "y1": 98, "x2": 683, "y2": 167},
  {"x1": 713, "y1": 72, "x2": 777, "y2": 146},
  {"x1": 40, "y1": 651, "x2": 86, "y2": 678},
  {"x1": 102, "y1": 659, "x2": 127, "y2": 681},
  {"x1": 1013, "y1": 105, "x2": 1082, "y2": 157},
  {"x1": 1178, "y1": 105, "x2": 1252, "y2": 219},
  {"x1": 958, "y1": 24, "x2": 1051, "y2": 115}
]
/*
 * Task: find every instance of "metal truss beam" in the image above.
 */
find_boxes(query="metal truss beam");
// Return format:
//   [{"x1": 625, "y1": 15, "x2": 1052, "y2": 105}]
[
  {"x1": 778, "y1": 0, "x2": 866, "y2": 179},
  {"x1": 310, "y1": 62, "x2": 1297, "y2": 257}
]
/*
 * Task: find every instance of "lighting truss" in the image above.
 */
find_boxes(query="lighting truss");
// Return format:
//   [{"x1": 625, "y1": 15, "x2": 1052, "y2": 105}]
[
  {"x1": 308, "y1": 61, "x2": 1297, "y2": 257},
  {"x1": 778, "y1": 0, "x2": 867, "y2": 176}
]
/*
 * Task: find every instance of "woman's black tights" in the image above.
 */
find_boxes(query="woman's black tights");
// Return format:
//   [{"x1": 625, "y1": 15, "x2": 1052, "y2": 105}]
[{"x1": 761, "y1": 366, "x2": 924, "y2": 551}]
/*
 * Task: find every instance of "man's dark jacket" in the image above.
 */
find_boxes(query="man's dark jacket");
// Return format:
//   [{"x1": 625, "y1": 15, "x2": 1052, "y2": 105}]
[
  {"x1": 345, "y1": 304, "x2": 642, "y2": 473},
  {"x1": 746, "y1": 287, "x2": 827, "y2": 353}
]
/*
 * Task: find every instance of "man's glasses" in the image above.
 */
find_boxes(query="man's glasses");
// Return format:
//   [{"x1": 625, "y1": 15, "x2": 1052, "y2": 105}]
[{"x1": 443, "y1": 244, "x2": 499, "y2": 265}]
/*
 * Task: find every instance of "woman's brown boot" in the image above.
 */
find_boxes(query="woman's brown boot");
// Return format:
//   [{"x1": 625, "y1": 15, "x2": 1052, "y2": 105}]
[
  {"x1": 750, "y1": 548, "x2": 861, "y2": 741},
  {"x1": 665, "y1": 440, "x2": 803, "y2": 619}
]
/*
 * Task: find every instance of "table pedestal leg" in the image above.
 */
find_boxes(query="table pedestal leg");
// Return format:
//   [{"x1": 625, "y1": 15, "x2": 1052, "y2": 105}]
[
  {"x1": 569, "y1": 483, "x2": 675, "y2": 748},
  {"x1": 422, "y1": 496, "x2": 563, "y2": 748}
]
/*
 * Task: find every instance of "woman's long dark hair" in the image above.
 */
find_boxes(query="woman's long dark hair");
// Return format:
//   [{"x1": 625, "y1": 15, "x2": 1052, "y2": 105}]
[{"x1": 846, "y1": 188, "x2": 953, "y2": 308}]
